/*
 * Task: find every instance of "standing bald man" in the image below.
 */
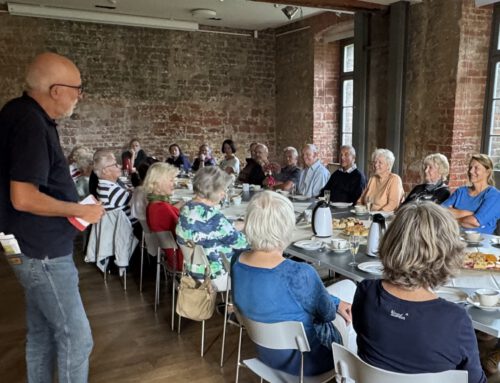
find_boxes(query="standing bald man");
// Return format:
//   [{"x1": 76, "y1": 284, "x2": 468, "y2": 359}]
[{"x1": 0, "y1": 53, "x2": 104, "y2": 382}]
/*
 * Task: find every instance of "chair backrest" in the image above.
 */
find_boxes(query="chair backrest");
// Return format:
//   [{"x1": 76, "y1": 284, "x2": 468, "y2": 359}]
[
  {"x1": 496, "y1": 219, "x2": 500, "y2": 236},
  {"x1": 236, "y1": 310, "x2": 311, "y2": 353},
  {"x1": 178, "y1": 241, "x2": 211, "y2": 268},
  {"x1": 332, "y1": 343, "x2": 468, "y2": 383},
  {"x1": 152, "y1": 231, "x2": 178, "y2": 250}
]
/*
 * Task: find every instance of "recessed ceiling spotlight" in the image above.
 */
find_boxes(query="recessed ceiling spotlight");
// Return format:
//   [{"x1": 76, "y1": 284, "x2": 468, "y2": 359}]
[
  {"x1": 191, "y1": 8, "x2": 217, "y2": 18},
  {"x1": 282, "y1": 5, "x2": 299, "y2": 20}
]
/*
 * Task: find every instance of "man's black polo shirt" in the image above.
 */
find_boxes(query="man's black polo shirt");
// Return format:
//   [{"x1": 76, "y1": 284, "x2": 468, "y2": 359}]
[{"x1": 0, "y1": 93, "x2": 79, "y2": 259}]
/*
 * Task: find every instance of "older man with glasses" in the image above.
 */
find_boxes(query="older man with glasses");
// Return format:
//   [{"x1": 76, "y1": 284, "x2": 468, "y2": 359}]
[{"x1": 0, "y1": 52, "x2": 104, "y2": 382}]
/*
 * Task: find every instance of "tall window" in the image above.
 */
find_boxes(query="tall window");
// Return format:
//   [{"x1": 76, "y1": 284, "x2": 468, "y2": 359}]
[
  {"x1": 484, "y1": 6, "x2": 500, "y2": 173},
  {"x1": 340, "y1": 40, "x2": 354, "y2": 146}
]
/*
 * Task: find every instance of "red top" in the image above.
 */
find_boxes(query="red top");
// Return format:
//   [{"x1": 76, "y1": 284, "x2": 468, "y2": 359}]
[{"x1": 146, "y1": 201, "x2": 183, "y2": 271}]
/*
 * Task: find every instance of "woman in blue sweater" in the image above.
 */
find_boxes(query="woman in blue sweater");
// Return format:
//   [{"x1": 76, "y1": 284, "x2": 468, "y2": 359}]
[
  {"x1": 232, "y1": 191, "x2": 355, "y2": 376},
  {"x1": 442, "y1": 154, "x2": 499, "y2": 234}
]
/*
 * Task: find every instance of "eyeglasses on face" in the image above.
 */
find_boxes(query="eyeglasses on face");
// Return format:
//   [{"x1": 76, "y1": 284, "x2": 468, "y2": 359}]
[{"x1": 49, "y1": 83, "x2": 84, "y2": 95}]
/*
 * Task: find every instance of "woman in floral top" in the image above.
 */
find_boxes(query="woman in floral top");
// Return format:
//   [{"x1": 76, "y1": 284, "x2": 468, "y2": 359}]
[{"x1": 176, "y1": 166, "x2": 248, "y2": 291}]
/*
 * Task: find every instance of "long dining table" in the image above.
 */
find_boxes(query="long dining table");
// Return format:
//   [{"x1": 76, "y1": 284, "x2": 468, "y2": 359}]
[{"x1": 220, "y1": 192, "x2": 500, "y2": 338}]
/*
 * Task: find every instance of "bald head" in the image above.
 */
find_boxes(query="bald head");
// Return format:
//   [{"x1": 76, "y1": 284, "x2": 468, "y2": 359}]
[
  {"x1": 25, "y1": 53, "x2": 82, "y2": 119},
  {"x1": 26, "y1": 52, "x2": 80, "y2": 92}
]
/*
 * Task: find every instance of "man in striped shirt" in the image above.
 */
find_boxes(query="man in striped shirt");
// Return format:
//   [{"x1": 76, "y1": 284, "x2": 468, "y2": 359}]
[{"x1": 93, "y1": 150, "x2": 135, "y2": 224}]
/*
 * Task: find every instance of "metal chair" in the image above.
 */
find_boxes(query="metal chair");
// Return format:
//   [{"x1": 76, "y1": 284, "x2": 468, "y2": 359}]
[
  {"x1": 177, "y1": 242, "x2": 214, "y2": 357},
  {"x1": 138, "y1": 219, "x2": 153, "y2": 293},
  {"x1": 332, "y1": 343, "x2": 467, "y2": 383},
  {"x1": 150, "y1": 231, "x2": 181, "y2": 332},
  {"x1": 219, "y1": 253, "x2": 233, "y2": 367},
  {"x1": 234, "y1": 309, "x2": 335, "y2": 383}
]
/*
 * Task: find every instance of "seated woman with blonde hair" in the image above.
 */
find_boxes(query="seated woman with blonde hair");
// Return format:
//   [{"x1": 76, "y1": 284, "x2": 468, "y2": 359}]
[
  {"x1": 358, "y1": 148, "x2": 404, "y2": 211},
  {"x1": 442, "y1": 153, "x2": 500, "y2": 234},
  {"x1": 232, "y1": 191, "x2": 355, "y2": 376},
  {"x1": 144, "y1": 163, "x2": 184, "y2": 270},
  {"x1": 352, "y1": 202, "x2": 486, "y2": 383}
]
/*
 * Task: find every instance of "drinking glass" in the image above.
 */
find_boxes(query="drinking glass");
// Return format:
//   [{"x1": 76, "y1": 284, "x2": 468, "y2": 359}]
[
  {"x1": 324, "y1": 190, "x2": 331, "y2": 204},
  {"x1": 348, "y1": 235, "x2": 360, "y2": 266},
  {"x1": 290, "y1": 184, "x2": 296, "y2": 198},
  {"x1": 366, "y1": 196, "x2": 373, "y2": 213}
]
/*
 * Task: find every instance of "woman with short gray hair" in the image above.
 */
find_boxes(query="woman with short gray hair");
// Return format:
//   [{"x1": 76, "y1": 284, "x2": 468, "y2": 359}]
[
  {"x1": 176, "y1": 166, "x2": 248, "y2": 291},
  {"x1": 352, "y1": 202, "x2": 485, "y2": 382},
  {"x1": 403, "y1": 153, "x2": 450, "y2": 205},
  {"x1": 232, "y1": 191, "x2": 355, "y2": 377},
  {"x1": 358, "y1": 148, "x2": 404, "y2": 211}
]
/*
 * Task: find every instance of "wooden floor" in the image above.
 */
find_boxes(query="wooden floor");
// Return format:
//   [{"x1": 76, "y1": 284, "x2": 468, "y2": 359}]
[{"x1": 0, "y1": 245, "x2": 260, "y2": 383}]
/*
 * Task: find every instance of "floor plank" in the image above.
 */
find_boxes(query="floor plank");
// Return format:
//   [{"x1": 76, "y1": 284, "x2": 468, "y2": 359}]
[{"x1": 0, "y1": 247, "x2": 259, "y2": 382}]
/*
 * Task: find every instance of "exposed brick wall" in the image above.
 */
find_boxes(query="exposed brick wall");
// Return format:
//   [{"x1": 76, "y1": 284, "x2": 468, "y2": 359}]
[
  {"x1": 403, "y1": 0, "x2": 492, "y2": 192},
  {"x1": 313, "y1": 40, "x2": 340, "y2": 163},
  {"x1": 0, "y1": 14, "x2": 276, "y2": 165},
  {"x1": 449, "y1": 0, "x2": 493, "y2": 186},
  {"x1": 275, "y1": 13, "x2": 352, "y2": 166}
]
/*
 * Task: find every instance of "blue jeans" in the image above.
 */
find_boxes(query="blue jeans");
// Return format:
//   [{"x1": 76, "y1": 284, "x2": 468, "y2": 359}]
[{"x1": 8, "y1": 253, "x2": 93, "y2": 383}]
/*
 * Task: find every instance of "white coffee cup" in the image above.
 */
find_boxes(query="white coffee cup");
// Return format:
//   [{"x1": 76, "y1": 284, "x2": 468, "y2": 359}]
[
  {"x1": 232, "y1": 196, "x2": 242, "y2": 206},
  {"x1": 354, "y1": 205, "x2": 367, "y2": 214},
  {"x1": 242, "y1": 183, "x2": 250, "y2": 192},
  {"x1": 253, "y1": 185, "x2": 261, "y2": 191},
  {"x1": 476, "y1": 289, "x2": 500, "y2": 307},
  {"x1": 465, "y1": 231, "x2": 481, "y2": 242},
  {"x1": 187, "y1": 182, "x2": 193, "y2": 191},
  {"x1": 331, "y1": 238, "x2": 348, "y2": 250}
]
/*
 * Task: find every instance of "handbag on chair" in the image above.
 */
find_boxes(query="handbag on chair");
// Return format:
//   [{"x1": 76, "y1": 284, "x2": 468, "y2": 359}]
[{"x1": 175, "y1": 243, "x2": 216, "y2": 321}]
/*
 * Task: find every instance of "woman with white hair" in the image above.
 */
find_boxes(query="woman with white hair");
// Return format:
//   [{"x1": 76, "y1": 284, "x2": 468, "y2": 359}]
[
  {"x1": 358, "y1": 148, "x2": 404, "y2": 211},
  {"x1": 191, "y1": 143, "x2": 216, "y2": 171},
  {"x1": 232, "y1": 191, "x2": 355, "y2": 376},
  {"x1": 403, "y1": 153, "x2": 450, "y2": 205},
  {"x1": 176, "y1": 166, "x2": 248, "y2": 290},
  {"x1": 352, "y1": 202, "x2": 485, "y2": 383}
]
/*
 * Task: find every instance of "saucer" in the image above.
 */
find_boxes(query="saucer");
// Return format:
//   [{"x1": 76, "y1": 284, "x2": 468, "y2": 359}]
[
  {"x1": 331, "y1": 202, "x2": 352, "y2": 208},
  {"x1": 350, "y1": 209, "x2": 368, "y2": 216},
  {"x1": 434, "y1": 287, "x2": 468, "y2": 303},
  {"x1": 292, "y1": 195, "x2": 311, "y2": 201},
  {"x1": 461, "y1": 237, "x2": 484, "y2": 246},
  {"x1": 331, "y1": 247, "x2": 349, "y2": 254},
  {"x1": 467, "y1": 294, "x2": 500, "y2": 311}
]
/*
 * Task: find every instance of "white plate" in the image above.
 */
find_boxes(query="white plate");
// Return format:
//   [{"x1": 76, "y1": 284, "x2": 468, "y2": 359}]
[
  {"x1": 292, "y1": 195, "x2": 311, "y2": 201},
  {"x1": 357, "y1": 261, "x2": 383, "y2": 275},
  {"x1": 331, "y1": 202, "x2": 352, "y2": 208},
  {"x1": 277, "y1": 190, "x2": 290, "y2": 196},
  {"x1": 434, "y1": 287, "x2": 468, "y2": 303},
  {"x1": 350, "y1": 209, "x2": 369, "y2": 216},
  {"x1": 293, "y1": 240, "x2": 324, "y2": 251},
  {"x1": 467, "y1": 294, "x2": 500, "y2": 311}
]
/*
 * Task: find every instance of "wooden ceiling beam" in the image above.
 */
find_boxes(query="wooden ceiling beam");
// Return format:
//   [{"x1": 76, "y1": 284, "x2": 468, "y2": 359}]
[{"x1": 250, "y1": 0, "x2": 387, "y2": 12}]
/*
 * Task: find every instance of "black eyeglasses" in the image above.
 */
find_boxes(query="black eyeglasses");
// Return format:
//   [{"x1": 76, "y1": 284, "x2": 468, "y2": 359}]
[{"x1": 49, "y1": 83, "x2": 84, "y2": 95}]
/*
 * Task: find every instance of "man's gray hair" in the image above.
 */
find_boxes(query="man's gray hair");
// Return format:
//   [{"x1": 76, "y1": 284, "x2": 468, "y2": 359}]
[
  {"x1": 193, "y1": 166, "x2": 232, "y2": 203},
  {"x1": 93, "y1": 150, "x2": 116, "y2": 177},
  {"x1": 244, "y1": 191, "x2": 296, "y2": 251},
  {"x1": 372, "y1": 148, "x2": 395, "y2": 171},
  {"x1": 283, "y1": 146, "x2": 298, "y2": 158},
  {"x1": 303, "y1": 144, "x2": 319, "y2": 154},
  {"x1": 340, "y1": 145, "x2": 356, "y2": 158}
]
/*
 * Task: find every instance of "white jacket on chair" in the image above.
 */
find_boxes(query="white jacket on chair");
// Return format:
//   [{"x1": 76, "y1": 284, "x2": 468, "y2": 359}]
[{"x1": 85, "y1": 209, "x2": 138, "y2": 271}]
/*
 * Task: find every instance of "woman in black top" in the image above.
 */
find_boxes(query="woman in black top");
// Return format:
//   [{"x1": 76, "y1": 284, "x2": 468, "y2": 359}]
[
  {"x1": 403, "y1": 153, "x2": 450, "y2": 204},
  {"x1": 166, "y1": 143, "x2": 191, "y2": 172}
]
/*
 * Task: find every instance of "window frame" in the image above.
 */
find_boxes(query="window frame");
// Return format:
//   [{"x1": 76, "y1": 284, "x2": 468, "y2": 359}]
[
  {"x1": 482, "y1": 4, "x2": 500, "y2": 175},
  {"x1": 340, "y1": 38, "x2": 354, "y2": 147}
]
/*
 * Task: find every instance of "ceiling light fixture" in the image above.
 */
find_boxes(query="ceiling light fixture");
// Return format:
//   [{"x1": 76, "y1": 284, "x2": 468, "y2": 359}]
[
  {"x1": 282, "y1": 5, "x2": 299, "y2": 20},
  {"x1": 191, "y1": 9, "x2": 217, "y2": 19},
  {"x1": 7, "y1": 2, "x2": 199, "y2": 31}
]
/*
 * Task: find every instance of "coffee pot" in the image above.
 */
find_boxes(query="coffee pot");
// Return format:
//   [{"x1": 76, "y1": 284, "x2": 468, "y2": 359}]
[
  {"x1": 367, "y1": 213, "x2": 386, "y2": 256},
  {"x1": 312, "y1": 201, "x2": 333, "y2": 238}
]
